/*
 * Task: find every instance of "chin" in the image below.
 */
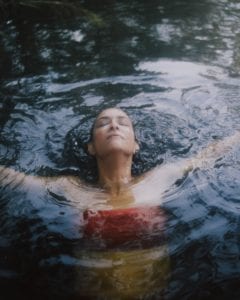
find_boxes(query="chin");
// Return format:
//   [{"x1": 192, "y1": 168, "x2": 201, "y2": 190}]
[{"x1": 106, "y1": 146, "x2": 131, "y2": 156}]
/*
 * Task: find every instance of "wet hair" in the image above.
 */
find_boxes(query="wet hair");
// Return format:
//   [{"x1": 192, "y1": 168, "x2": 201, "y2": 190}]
[
  {"x1": 62, "y1": 108, "x2": 191, "y2": 183},
  {"x1": 63, "y1": 108, "x2": 140, "y2": 183}
]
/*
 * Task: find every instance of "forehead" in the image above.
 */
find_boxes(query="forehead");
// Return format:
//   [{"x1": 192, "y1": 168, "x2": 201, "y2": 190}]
[{"x1": 96, "y1": 108, "x2": 131, "y2": 120}]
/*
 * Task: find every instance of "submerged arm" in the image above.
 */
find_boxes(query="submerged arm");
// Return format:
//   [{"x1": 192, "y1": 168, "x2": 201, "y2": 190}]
[
  {"x1": 189, "y1": 130, "x2": 240, "y2": 170},
  {"x1": 0, "y1": 165, "x2": 45, "y2": 191},
  {"x1": 134, "y1": 131, "x2": 240, "y2": 204},
  {"x1": 0, "y1": 165, "x2": 83, "y2": 198},
  {"x1": 160, "y1": 130, "x2": 240, "y2": 177}
]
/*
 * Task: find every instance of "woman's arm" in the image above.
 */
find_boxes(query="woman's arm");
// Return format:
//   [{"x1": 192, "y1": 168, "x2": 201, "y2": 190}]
[
  {"x1": 133, "y1": 131, "x2": 240, "y2": 204},
  {"x1": 0, "y1": 165, "x2": 48, "y2": 192},
  {"x1": 190, "y1": 130, "x2": 240, "y2": 170},
  {"x1": 0, "y1": 165, "x2": 84, "y2": 201}
]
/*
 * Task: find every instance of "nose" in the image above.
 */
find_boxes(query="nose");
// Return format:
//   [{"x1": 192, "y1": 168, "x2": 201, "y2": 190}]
[{"x1": 109, "y1": 119, "x2": 119, "y2": 130}]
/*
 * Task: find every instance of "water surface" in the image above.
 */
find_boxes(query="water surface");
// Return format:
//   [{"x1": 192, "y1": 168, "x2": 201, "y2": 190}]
[{"x1": 1, "y1": 0, "x2": 240, "y2": 299}]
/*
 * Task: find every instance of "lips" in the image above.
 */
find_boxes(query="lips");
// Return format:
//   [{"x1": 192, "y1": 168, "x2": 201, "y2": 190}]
[{"x1": 107, "y1": 134, "x2": 124, "y2": 140}]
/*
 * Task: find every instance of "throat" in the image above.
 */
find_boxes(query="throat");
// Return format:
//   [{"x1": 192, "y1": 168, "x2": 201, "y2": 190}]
[
  {"x1": 103, "y1": 180, "x2": 136, "y2": 208},
  {"x1": 97, "y1": 155, "x2": 133, "y2": 194},
  {"x1": 100, "y1": 175, "x2": 132, "y2": 194}
]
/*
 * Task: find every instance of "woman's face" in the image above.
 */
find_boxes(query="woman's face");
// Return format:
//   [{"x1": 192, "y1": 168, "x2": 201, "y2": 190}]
[{"x1": 88, "y1": 108, "x2": 139, "y2": 159}]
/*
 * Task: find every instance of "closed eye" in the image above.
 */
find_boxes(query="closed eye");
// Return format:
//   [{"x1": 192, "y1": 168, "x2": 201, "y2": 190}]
[
  {"x1": 118, "y1": 117, "x2": 131, "y2": 126},
  {"x1": 95, "y1": 118, "x2": 110, "y2": 128},
  {"x1": 95, "y1": 116, "x2": 132, "y2": 128}
]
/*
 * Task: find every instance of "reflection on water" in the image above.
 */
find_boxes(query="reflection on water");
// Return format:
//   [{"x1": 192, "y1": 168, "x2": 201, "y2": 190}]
[
  {"x1": 1, "y1": 0, "x2": 240, "y2": 299},
  {"x1": 75, "y1": 246, "x2": 169, "y2": 299}
]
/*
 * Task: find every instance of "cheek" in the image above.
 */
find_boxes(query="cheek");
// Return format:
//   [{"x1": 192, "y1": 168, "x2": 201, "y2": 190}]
[
  {"x1": 93, "y1": 129, "x2": 106, "y2": 141},
  {"x1": 93, "y1": 131, "x2": 108, "y2": 150},
  {"x1": 126, "y1": 129, "x2": 135, "y2": 143}
]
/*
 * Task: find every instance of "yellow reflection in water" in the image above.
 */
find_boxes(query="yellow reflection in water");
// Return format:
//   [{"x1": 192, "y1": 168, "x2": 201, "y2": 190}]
[{"x1": 75, "y1": 245, "x2": 170, "y2": 299}]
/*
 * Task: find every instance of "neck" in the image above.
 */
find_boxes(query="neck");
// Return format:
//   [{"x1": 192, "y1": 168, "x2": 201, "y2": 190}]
[{"x1": 97, "y1": 153, "x2": 133, "y2": 193}]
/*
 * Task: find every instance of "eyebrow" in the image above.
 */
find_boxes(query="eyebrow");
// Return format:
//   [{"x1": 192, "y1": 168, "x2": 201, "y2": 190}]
[{"x1": 96, "y1": 115, "x2": 130, "y2": 121}]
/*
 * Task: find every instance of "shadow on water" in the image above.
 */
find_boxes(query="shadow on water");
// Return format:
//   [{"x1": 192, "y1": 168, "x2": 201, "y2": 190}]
[{"x1": 1, "y1": 0, "x2": 240, "y2": 299}]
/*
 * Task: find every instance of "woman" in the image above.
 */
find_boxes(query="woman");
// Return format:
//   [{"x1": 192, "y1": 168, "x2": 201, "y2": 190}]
[{"x1": 0, "y1": 107, "x2": 239, "y2": 299}]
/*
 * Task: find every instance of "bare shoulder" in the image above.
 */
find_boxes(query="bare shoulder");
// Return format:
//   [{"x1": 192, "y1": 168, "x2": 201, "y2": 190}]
[
  {"x1": 44, "y1": 174, "x2": 104, "y2": 208},
  {"x1": 45, "y1": 174, "x2": 84, "y2": 189},
  {"x1": 132, "y1": 160, "x2": 191, "y2": 205},
  {"x1": 145, "y1": 159, "x2": 191, "y2": 181}
]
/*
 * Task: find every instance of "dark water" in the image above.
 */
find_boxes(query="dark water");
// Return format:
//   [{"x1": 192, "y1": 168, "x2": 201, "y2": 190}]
[{"x1": 1, "y1": 0, "x2": 240, "y2": 299}]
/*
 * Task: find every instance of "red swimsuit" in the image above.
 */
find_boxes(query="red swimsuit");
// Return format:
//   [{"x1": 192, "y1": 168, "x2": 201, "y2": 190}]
[{"x1": 83, "y1": 206, "x2": 166, "y2": 250}]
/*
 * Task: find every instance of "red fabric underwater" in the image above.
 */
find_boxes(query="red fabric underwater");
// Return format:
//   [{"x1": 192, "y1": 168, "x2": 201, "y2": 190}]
[{"x1": 83, "y1": 206, "x2": 166, "y2": 249}]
